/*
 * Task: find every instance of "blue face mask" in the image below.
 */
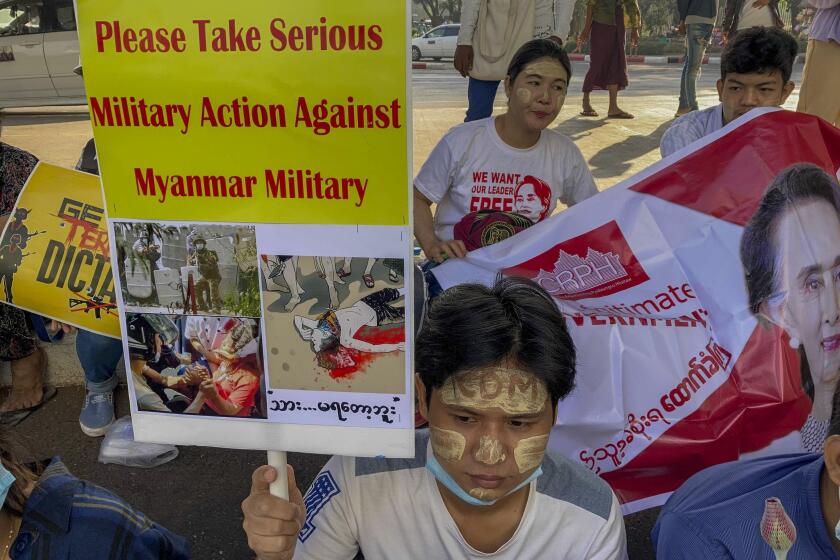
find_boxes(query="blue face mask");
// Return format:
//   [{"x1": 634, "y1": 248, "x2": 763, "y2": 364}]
[
  {"x1": 426, "y1": 452, "x2": 543, "y2": 507},
  {"x1": 0, "y1": 463, "x2": 16, "y2": 508}
]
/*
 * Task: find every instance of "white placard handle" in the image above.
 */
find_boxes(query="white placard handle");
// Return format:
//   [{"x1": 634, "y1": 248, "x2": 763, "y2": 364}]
[{"x1": 267, "y1": 450, "x2": 289, "y2": 500}]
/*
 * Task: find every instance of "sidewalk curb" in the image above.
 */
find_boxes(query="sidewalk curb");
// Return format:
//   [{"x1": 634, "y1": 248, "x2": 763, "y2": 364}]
[
  {"x1": 412, "y1": 62, "x2": 451, "y2": 70},
  {"x1": 566, "y1": 53, "x2": 806, "y2": 65}
]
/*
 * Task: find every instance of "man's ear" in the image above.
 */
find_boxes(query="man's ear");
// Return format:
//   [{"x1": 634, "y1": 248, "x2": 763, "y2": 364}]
[
  {"x1": 416, "y1": 374, "x2": 430, "y2": 420},
  {"x1": 780, "y1": 81, "x2": 795, "y2": 105},
  {"x1": 825, "y1": 435, "x2": 840, "y2": 486},
  {"x1": 716, "y1": 78, "x2": 724, "y2": 101},
  {"x1": 503, "y1": 75, "x2": 512, "y2": 99},
  {"x1": 758, "y1": 299, "x2": 801, "y2": 344}
]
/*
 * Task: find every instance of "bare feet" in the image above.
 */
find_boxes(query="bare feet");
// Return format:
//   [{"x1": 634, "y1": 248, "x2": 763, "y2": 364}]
[
  {"x1": 284, "y1": 296, "x2": 302, "y2": 312},
  {"x1": 0, "y1": 348, "x2": 46, "y2": 413}
]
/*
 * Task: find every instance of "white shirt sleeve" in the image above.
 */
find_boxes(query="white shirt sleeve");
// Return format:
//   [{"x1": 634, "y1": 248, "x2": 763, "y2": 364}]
[
  {"x1": 558, "y1": 144, "x2": 598, "y2": 206},
  {"x1": 458, "y1": 0, "x2": 481, "y2": 45},
  {"x1": 294, "y1": 456, "x2": 360, "y2": 560},
  {"x1": 660, "y1": 117, "x2": 704, "y2": 158},
  {"x1": 583, "y1": 493, "x2": 629, "y2": 560},
  {"x1": 413, "y1": 135, "x2": 455, "y2": 205}
]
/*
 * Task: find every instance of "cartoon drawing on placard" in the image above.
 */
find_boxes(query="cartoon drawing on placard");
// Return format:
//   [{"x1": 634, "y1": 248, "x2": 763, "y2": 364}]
[
  {"x1": 261, "y1": 255, "x2": 406, "y2": 394},
  {"x1": 126, "y1": 312, "x2": 266, "y2": 419},
  {"x1": 114, "y1": 222, "x2": 259, "y2": 317}
]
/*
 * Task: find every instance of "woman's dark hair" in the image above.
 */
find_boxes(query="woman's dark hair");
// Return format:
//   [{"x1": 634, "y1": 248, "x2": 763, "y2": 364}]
[
  {"x1": 740, "y1": 163, "x2": 840, "y2": 315},
  {"x1": 416, "y1": 276, "x2": 576, "y2": 408},
  {"x1": 721, "y1": 27, "x2": 798, "y2": 84},
  {"x1": 507, "y1": 39, "x2": 572, "y2": 85}
]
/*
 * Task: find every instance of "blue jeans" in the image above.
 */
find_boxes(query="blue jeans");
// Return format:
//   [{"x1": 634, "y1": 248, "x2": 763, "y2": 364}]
[
  {"x1": 76, "y1": 329, "x2": 123, "y2": 394},
  {"x1": 465, "y1": 77, "x2": 501, "y2": 122},
  {"x1": 678, "y1": 23, "x2": 713, "y2": 111}
]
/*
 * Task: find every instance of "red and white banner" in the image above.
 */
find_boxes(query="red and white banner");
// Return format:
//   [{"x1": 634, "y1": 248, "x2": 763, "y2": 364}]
[{"x1": 432, "y1": 109, "x2": 840, "y2": 513}]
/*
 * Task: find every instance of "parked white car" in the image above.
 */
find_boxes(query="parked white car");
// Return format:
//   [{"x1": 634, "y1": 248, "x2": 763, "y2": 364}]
[
  {"x1": 411, "y1": 23, "x2": 459, "y2": 62},
  {"x1": 0, "y1": 0, "x2": 84, "y2": 108}
]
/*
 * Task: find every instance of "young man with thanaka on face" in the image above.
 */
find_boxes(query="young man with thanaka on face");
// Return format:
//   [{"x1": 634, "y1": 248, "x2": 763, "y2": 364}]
[
  {"x1": 660, "y1": 26, "x2": 797, "y2": 158},
  {"x1": 241, "y1": 278, "x2": 626, "y2": 559},
  {"x1": 413, "y1": 40, "x2": 597, "y2": 264}
]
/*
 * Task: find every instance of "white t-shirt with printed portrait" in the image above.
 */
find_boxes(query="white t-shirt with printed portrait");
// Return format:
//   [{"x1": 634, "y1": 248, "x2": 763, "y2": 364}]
[{"x1": 414, "y1": 117, "x2": 598, "y2": 241}]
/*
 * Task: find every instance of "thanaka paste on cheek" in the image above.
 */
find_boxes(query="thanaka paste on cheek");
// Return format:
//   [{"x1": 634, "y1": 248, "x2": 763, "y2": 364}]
[
  {"x1": 430, "y1": 427, "x2": 466, "y2": 462},
  {"x1": 475, "y1": 435, "x2": 506, "y2": 465},
  {"x1": 516, "y1": 88, "x2": 533, "y2": 103},
  {"x1": 439, "y1": 368, "x2": 549, "y2": 416},
  {"x1": 513, "y1": 434, "x2": 549, "y2": 473}
]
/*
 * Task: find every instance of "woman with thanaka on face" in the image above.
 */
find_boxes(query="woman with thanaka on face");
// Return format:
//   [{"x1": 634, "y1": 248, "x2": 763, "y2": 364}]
[
  {"x1": 414, "y1": 39, "x2": 597, "y2": 264},
  {"x1": 241, "y1": 278, "x2": 626, "y2": 559},
  {"x1": 741, "y1": 164, "x2": 840, "y2": 452}
]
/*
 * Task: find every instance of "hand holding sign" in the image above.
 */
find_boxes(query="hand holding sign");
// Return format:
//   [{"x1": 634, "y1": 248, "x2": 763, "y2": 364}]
[{"x1": 242, "y1": 463, "x2": 304, "y2": 560}]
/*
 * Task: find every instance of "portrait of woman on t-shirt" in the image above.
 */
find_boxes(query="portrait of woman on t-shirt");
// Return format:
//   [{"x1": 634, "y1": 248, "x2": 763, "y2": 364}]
[
  {"x1": 513, "y1": 175, "x2": 552, "y2": 223},
  {"x1": 413, "y1": 39, "x2": 598, "y2": 264}
]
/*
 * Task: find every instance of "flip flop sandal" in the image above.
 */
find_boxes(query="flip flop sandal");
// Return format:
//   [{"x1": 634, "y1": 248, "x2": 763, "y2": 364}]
[
  {"x1": 363, "y1": 274, "x2": 375, "y2": 288},
  {"x1": 607, "y1": 111, "x2": 635, "y2": 119},
  {"x1": 337, "y1": 268, "x2": 351, "y2": 279},
  {"x1": 579, "y1": 110, "x2": 599, "y2": 117},
  {"x1": 388, "y1": 269, "x2": 399, "y2": 282},
  {"x1": 0, "y1": 385, "x2": 58, "y2": 427}
]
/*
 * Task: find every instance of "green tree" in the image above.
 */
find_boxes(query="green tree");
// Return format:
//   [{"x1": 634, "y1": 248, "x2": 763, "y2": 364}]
[{"x1": 415, "y1": 0, "x2": 462, "y2": 26}]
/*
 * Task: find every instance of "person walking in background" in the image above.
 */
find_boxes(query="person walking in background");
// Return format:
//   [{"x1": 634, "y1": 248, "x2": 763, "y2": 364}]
[
  {"x1": 797, "y1": 0, "x2": 840, "y2": 126},
  {"x1": 455, "y1": 0, "x2": 573, "y2": 122},
  {"x1": 674, "y1": 0, "x2": 718, "y2": 117},
  {"x1": 578, "y1": 0, "x2": 642, "y2": 119},
  {"x1": 722, "y1": 0, "x2": 783, "y2": 44}
]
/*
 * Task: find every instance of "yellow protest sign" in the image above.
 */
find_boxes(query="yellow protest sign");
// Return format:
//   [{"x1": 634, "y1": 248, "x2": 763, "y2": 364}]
[
  {"x1": 0, "y1": 163, "x2": 120, "y2": 338},
  {"x1": 76, "y1": 1, "x2": 409, "y2": 225}
]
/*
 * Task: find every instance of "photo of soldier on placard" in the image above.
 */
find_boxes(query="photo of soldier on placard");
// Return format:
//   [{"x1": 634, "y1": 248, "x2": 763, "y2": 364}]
[
  {"x1": 260, "y1": 255, "x2": 406, "y2": 394},
  {"x1": 114, "y1": 222, "x2": 259, "y2": 317}
]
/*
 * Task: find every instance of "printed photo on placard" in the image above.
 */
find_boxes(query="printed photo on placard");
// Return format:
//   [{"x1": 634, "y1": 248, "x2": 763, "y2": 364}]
[
  {"x1": 114, "y1": 223, "x2": 259, "y2": 317},
  {"x1": 126, "y1": 313, "x2": 266, "y2": 419},
  {"x1": 261, "y1": 255, "x2": 406, "y2": 394}
]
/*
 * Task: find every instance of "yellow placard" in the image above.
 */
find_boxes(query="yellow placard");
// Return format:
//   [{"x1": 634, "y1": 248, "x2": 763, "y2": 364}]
[
  {"x1": 75, "y1": 1, "x2": 409, "y2": 225},
  {"x1": 0, "y1": 164, "x2": 120, "y2": 338}
]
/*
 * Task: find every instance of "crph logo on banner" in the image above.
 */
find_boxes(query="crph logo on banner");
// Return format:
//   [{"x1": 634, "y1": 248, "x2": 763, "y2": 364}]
[
  {"x1": 535, "y1": 247, "x2": 628, "y2": 297},
  {"x1": 504, "y1": 221, "x2": 650, "y2": 301}
]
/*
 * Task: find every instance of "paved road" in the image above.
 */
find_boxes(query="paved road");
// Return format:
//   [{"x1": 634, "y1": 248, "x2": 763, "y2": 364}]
[{"x1": 412, "y1": 61, "x2": 804, "y2": 109}]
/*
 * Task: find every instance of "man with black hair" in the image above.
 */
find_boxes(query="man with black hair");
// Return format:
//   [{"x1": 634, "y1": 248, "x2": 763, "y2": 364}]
[
  {"x1": 241, "y1": 277, "x2": 626, "y2": 559},
  {"x1": 653, "y1": 381, "x2": 840, "y2": 558},
  {"x1": 660, "y1": 26, "x2": 797, "y2": 158}
]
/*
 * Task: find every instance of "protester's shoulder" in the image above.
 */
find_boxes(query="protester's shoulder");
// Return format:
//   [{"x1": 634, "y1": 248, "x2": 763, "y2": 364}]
[
  {"x1": 536, "y1": 449, "x2": 617, "y2": 521},
  {"x1": 352, "y1": 429, "x2": 429, "y2": 480},
  {"x1": 31, "y1": 458, "x2": 190, "y2": 558},
  {"x1": 663, "y1": 453, "x2": 818, "y2": 516},
  {"x1": 439, "y1": 117, "x2": 495, "y2": 145},
  {"x1": 541, "y1": 128, "x2": 586, "y2": 157},
  {"x1": 666, "y1": 105, "x2": 722, "y2": 139}
]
